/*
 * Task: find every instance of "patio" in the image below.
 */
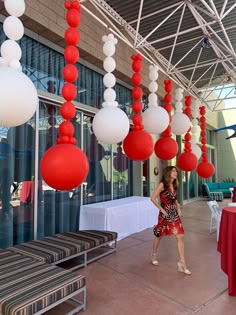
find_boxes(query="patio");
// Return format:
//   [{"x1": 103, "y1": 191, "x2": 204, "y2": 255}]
[{"x1": 45, "y1": 198, "x2": 236, "y2": 315}]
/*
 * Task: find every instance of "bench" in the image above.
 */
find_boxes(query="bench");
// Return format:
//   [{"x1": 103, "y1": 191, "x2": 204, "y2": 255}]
[
  {"x1": 0, "y1": 250, "x2": 86, "y2": 315},
  {"x1": 0, "y1": 230, "x2": 117, "y2": 314},
  {"x1": 7, "y1": 230, "x2": 117, "y2": 271},
  {"x1": 203, "y1": 183, "x2": 236, "y2": 201}
]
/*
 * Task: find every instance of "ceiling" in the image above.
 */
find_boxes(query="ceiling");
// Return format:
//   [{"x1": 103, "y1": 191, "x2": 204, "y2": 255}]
[{"x1": 81, "y1": 0, "x2": 236, "y2": 112}]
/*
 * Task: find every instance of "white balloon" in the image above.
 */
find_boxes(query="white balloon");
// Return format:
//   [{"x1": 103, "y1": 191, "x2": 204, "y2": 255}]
[
  {"x1": 148, "y1": 93, "x2": 157, "y2": 104},
  {"x1": 9, "y1": 59, "x2": 21, "y2": 70},
  {"x1": 191, "y1": 144, "x2": 201, "y2": 160},
  {"x1": 0, "y1": 67, "x2": 38, "y2": 127},
  {"x1": 103, "y1": 73, "x2": 116, "y2": 88},
  {"x1": 107, "y1": 33, "x2": 114, "y2": 41},
  {"x1": 92, "y1": 107, "x2": 129, "y2": 144},
  {"x1": 102, "y1": 100, "x2": 116, "y2": 107},
  {"x1": 171, "y1": 112, "x2": 191, "y2": 135},
  {"x1": 103, "y1": 57, "x2": 116, "y2": 73},
  {"x1": 3, "y1": 16, "x2": 24, "y2": 41},
  {"x1": 1, "y1": 40, "x2": 22, "y2": 62},
  {"x1": 149, "y1": 69, "x2": 158, "y2": 81},
  {"x1": 175, "y1": 92, "x2": 183, "y2": 101},
  {"x1": 4, "y1": 0, "x2": 25, "y2": 17},
  {"x1": 148, "y1": 81, "x2": 158, "y2": 93},
  {"x1": 142, "y1": 106, "x2": 169, "y2": 134},
  {"x1": 0, "y1": 57, "x2": 8, "y2": 67},
  {"x1": 191, "y1": 125, "x2": 201, "y2": 142},
  {"x1": 191, "y1": 118, "x2": 198, "y2": 126},
  {"x1": 103, "y1": 41, "x2": 115, "y2": 57},
  {"x1": 104, "y1": 88, "x2": 116, "y2": 102},
  {"x1": 191, "y1": 134, "x2": 198, "y2": 143},
  {"x1": 191, "y1": 126, "x2": 198, "y2": 133}
]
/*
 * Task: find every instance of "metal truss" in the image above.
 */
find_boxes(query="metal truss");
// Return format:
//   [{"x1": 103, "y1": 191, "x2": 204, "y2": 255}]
[{"x1": 81, "y1": 0, "x2": 236, "y2": 112}]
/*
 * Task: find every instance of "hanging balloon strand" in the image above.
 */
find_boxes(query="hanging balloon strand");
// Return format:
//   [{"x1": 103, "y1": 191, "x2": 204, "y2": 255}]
[
  {"x1": 40, "y1": 0, "x2": 89, "y2": 191},
  {"x1": 196, "y1": 106, "x2": 215, "y2": 178},
  {"x1": 154, "y1": 80, "x2": 178, "y2": 160},
  {"x1": 92, "y1": 34, "x2": 129, "y2": 144},
  {"x1": 0, "y1": 0, "x2": 38, "y2": 127},
  {"x1": 142, "y1": 65, "x2": 169, "y2": 135},
  {"x1": 191, "y1": 99, "x2": 201, "y2": 160},
  {"x1": 123, "y1": 54, "x2": 153, "y2": 161},
  {"x1": 177, "y1": 96, "x2": 197, "y2": 172}
]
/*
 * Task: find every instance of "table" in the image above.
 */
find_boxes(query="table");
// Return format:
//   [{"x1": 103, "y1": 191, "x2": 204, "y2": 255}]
[
  {"x1": 217, "y1": 206, "x2": 236, "y2": 296},
  {"x1": 79, "y1": 196, "x2": 159, "y2": 241}
]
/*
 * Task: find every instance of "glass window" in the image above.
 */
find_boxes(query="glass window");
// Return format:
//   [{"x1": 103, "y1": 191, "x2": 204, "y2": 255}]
[{"x1": 0, "y1": 120, "x2": 36, "y2": 248}]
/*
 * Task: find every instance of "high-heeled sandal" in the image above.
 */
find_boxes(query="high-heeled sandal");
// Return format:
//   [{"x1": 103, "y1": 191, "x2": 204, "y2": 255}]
[
  {"x1": 151, "y1": 253, "x2": 159, "y2": 266},
  {"x1": 177, "y1": 261, "x2": 191, "y2": 275}
]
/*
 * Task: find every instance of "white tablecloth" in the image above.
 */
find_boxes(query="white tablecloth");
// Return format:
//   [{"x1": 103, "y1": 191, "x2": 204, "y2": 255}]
[{"x1": 79, "y1": 196, "x2": 159, "y2": 241}]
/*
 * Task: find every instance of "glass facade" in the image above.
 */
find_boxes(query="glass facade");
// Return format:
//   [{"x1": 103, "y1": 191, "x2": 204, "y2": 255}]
[
  {"x1": 0, "y1": 26, "x2": 133, "y2": 249},
  {"x1": 178, "y1": 129, "x2": 216, "y2": 203}
]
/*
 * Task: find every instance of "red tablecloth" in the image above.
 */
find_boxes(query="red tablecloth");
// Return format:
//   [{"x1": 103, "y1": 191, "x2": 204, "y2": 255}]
[{"x1": 217, "y1": 206, "x2": 236, "y2": 296}]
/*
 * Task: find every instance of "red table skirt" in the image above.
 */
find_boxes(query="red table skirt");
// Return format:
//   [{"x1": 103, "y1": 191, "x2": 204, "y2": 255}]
[{"x1": 218, "y1": 207, "x2": 236, "y2": 296}]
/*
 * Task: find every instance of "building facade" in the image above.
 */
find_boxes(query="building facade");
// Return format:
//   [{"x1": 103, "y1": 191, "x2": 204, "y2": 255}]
[{"x1": 0, "y1": 1, "x2": 232, "y2": 249}]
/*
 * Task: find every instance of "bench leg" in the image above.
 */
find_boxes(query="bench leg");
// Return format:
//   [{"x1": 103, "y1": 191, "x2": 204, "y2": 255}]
[{"x1": 65, "y1": 286, "x2": 86, "y2": 314}]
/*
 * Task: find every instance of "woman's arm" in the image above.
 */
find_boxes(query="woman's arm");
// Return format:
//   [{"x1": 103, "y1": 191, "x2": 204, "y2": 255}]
[{"x1": 151, "y1": 182, "x2": 168, "y2": 217}]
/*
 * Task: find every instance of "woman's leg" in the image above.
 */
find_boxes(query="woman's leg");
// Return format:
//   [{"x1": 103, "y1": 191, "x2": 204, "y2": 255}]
[
  {"x1": 152, "y1": 236, "x2": 161, "y2": 254},
  {"x1": 176, "y1": 234, "x2": 191, "y2": 274},
  {"x1": 151, "y1": 236, "x2": 161, "y2": 265},
  {"x1": 176, "y1": 234, "x2": 185, "y2": 263}
]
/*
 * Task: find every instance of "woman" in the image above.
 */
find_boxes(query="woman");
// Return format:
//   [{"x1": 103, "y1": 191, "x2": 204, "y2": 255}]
[{"x1": 150, "y1": 166, "x2": 191, "y2": 275}]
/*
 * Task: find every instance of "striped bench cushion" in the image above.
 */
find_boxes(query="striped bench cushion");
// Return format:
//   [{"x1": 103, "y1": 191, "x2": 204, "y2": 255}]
[
  {"x1": 8, "y1": 230, "x2": 117, "y2": 264},
  {"x1": 0, "y1": 250, "x2": 86, "y2": 315}
]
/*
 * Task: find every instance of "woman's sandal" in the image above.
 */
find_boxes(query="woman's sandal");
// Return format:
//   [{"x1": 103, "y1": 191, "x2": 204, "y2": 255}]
[
  {"x1": 151, "y1": 253, "x2": 159, "y2": 266},
  {"x1": 177, "y1": 261, "x2": 191, "y2": 275}
]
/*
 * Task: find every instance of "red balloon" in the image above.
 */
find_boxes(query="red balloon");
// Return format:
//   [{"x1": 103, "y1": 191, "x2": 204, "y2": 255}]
[
  {"x1": 164, "y1": 103, "x2": 172, "y2": 113},
  {"x1": 40, "y1": 144, "x2": 89, "y2": 190},
  {"x1": 185, "y1": 96, "x2": 192, "y2": 106},
  {"x1": 132, "y1": 86, "x2": 143, "y2": 99},
  {"x1": 64, "y1": 45, "x2": 79, "y2": 64},
  {"x1": 64, "y1": 1, "x2": 72, "y2": 9},
  {"x1": 123, "y1": 130, "x2": 153, "y2": 161},
  {"x1": 63, "y1": 64, "x2": 78, "y2": 83},
  {"x1": 132, "y1": 61, "x2": 142, "y2": 72},
  {"x1": 65, "y1": 27, "x2": 80, "y2": 45},
  {"x1": 131, "y1": 73, "x2": 142, "y2": 86},
  {"x1": 185, "y1": 108, "x2": 191, "y2": 116},
  {"x1": 177, "y1": 152, "x2": 198, "y2": 172},
  {"x1": 164, "y1": 94, "x2": 172, "y2": 103},
  {"x1": 66, "y1": 8, "x2": 81, "y2": 27},
  {"x1": 197, "y1": 161, "x2": 215, "y2": 178},
  {"x1": 200, "y1": 116, "x2": 206, "y2": 123},
  {"x1": 62, "y1": 83, "x2": 77, "y2": 101},
  {"x1": 59, "y1": 121, "x2": 74, "y2": 137},
  {"x1": 154, "y1": 137, "x2": 178, "y2": 160},
  {"x1": 72, "y1": 1, "x2": 80, "y2": 10},
  {"x1": 132, "y1": 113, "x2": 142, "y2": 125},
  {"x1": 184, "y1": 133, "x2": 191, "y2": 141},
  {"x1": 60, "y1": 102, "x2": 76, "y2": 120},
  {"x1": 132, "y1": 100, "x2": 142, "y2": 113}
]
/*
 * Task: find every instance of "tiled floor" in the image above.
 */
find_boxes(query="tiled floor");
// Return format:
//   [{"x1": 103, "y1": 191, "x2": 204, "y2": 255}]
[{"x1": 46, "y1": 199, "x2": 236, "y2": 315}]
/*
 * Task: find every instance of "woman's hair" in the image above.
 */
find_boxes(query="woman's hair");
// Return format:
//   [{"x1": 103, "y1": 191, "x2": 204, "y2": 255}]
[{"x1": 161, "y1": 166, "x2": 179, "y2": 189}]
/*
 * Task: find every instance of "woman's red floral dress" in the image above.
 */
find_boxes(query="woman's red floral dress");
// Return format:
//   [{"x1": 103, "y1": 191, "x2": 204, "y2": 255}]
[{"x1": 153, "y1": 185, "x2": 184, "y2": 237}]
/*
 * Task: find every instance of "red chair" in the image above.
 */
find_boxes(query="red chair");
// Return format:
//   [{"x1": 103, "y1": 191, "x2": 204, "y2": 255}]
[{"x1": 232, "y1": 186, "x2": 236, "y2": 202}]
